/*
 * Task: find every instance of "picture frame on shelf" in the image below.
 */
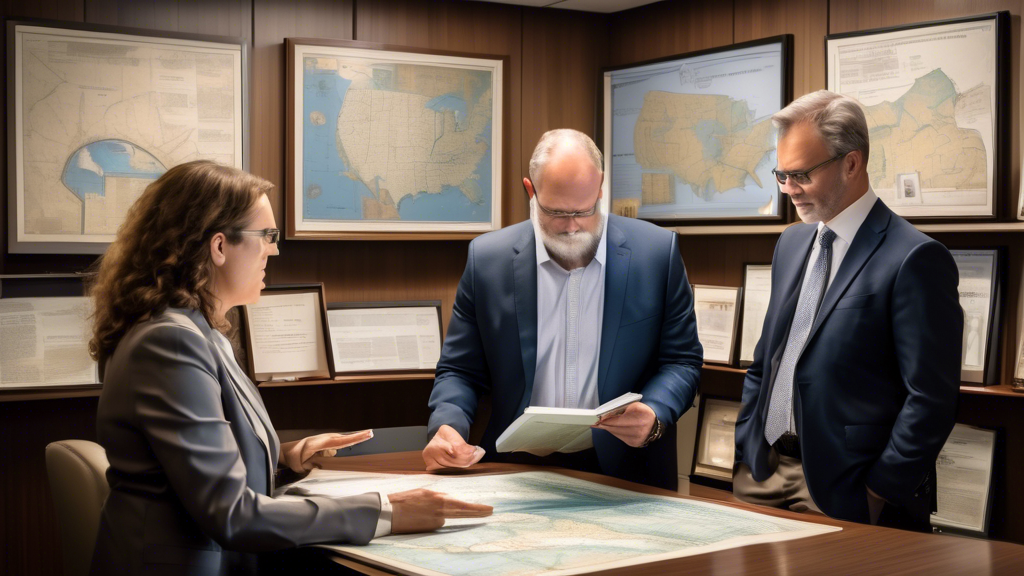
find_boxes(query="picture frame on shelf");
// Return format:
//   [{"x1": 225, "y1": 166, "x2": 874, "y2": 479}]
[
  {"x1": 286, "y1": 38, "x2": 506, "y2": 240},
  {"x1": 326, "y1": 300, "x2": 443, "y2": 377},
  {"x1": 7, "y1": 19, "x2": 249, "y2": 254},
  {"x1": 600, "y1": 35, "x2": 793, "y2": 223},
  {"x1": 950, "y1": 249, "x2": 1003, "y2": 385},
  {"x1": 826, "y1": 12, "x2": 1010, "y2": 220},
  {"x1": 692, "y1": 284, "x2": 742, "y2": 366},
  {"x1": 739, "y1": 263, "x2": 772, "y2": 367},
  {"x1": 242, "y1": 283, "x2": 334, "y2": 382},
  {"x1": 691, "y1": 396, "x2": 741, "y2": 487}
]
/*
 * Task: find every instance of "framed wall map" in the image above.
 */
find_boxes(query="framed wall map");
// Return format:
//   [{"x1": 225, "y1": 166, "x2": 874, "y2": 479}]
[
  {"x1": 601, "y1": 36, "x2": 792, "y2": 222},
  {"x1": 286, "y1": 38, "x2": 505, "y2": 240},
  {"x1": 826, "y1": 12, "x2": 1009, "y2": 220},
  {"x1": 7, "y1": 20, "x2": 248, "y2": 254}
]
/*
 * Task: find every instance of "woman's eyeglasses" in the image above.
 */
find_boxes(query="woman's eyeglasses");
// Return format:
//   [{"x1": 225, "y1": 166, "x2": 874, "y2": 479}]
[{"x1": 239, "y1": 228, "x2": 280, "y2": 244}]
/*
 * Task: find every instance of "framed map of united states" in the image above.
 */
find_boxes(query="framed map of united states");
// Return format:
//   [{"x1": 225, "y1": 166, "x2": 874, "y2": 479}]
[{"x1": 286, "y1": 38, "x2": 505, "y2": 240}]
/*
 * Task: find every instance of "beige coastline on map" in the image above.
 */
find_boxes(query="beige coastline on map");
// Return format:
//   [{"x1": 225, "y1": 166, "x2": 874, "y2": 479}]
[
  {"x1": 632, "y1": 92, "x2": 774, "y2": 201},
  {"x1": 312, "y1": 57, "x2": 490, "y2": 219}
]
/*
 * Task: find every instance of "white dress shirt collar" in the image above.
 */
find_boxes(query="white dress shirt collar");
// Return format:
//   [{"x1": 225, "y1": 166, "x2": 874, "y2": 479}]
[{"x1": 817, "y1": 186, "x2": 878, "y2": 243}]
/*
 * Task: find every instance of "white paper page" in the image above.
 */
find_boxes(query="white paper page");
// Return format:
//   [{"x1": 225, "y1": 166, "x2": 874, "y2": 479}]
[
  {"x1": 0, "y1": 297, "x2": 97, "y2": 387},
  {"x1": 327, "y1": 307, "x2": 440, "y2": 372},
  {"x1": 739, "y1": 266, "x2": 771, "y2": 364},
  {"x1": 247, "y1": 292, "x2": 325, "y2": 377},
  {"x1": 932, "y1": 423, "x2": 996, "y2": 533}
]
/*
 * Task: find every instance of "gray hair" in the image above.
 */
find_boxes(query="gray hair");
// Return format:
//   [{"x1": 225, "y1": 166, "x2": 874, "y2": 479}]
[
  {"x1": 528, "y1": 129, "x2": 603, "y2": 189},
  {"x1": 772, "y1": 90, "x2": 870, "y2": 163}
]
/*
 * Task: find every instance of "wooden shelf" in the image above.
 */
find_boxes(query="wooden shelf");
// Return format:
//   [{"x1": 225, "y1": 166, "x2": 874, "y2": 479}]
[
  {"x1": 0, "y1": 385, "x2": 102, "y2": 403},
  {"x1": 702, "y1": 363, "x2": 747, "y2": 374},
  {"x1": 258, "y1": 372, "x2": 435, "y2": 388}
]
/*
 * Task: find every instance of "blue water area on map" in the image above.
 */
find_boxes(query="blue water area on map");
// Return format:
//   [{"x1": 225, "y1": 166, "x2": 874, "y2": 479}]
[
  {"x1": 425, "y1": 93, "x2": 468, "y2": 130},
  {"x1": 62, "y1": 140, "x2": 165, "y2": 201},
  {"x1": 302, "y1": 68, "x2": 373, "y2": 220},
  {"x1": 396, "y1": 120, "x2": 492, "y2": 222}
]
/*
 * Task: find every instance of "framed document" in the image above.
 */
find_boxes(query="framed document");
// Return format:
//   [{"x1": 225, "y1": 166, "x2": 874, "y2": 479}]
[
  {"x1": 739, "y1": 264, "x2": 772, "y2": 367},
  {"x1": 0, "y1": 296, "x2": 98, "y2": 390},
  {"x1": 286, "y1": 38, "x2": 505, "y2": 240},
  {"x1": 601, "y1": 35, "x2": 792, "y2": 222},
  {"x1": 7, "y1": 19, "x2": 248, "y2": 254},
  {"x1": 691, "y1": 397, "x2": 741, "y2": 483},
  {"x1": 692, "y1": 285, "x2": 742, "y2": 365},
  {"x1": 932, "y1": 423, "x2": 996, "y2": 537},
  {"x1": 951, "y1": 249, "x2": 1002, "y2": 385},
  {"x1": 826, "y1": 12, "x2": 1010, "y2": 220},
  {"x1": 242, "y1": 284, "x2": 333, "y2": 382},
  {"x1": 326, "y1": 301, "x2": 443, "y2": 375}
]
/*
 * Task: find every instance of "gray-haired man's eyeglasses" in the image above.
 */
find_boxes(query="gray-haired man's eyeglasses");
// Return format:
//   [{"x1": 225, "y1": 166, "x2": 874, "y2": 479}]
[
  {"x1": 535, "y1": 197, "x2": 600, "y2": 219},
  {"x1": 239, "y1": 228, "x2": 280, "y2": 244},
  {"x1": 771, "y1": 153, "x2": 844, "y2": 186}
]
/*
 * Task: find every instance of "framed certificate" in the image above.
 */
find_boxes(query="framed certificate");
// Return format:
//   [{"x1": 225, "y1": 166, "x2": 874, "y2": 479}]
[
  {"x1": 286, "y1": 38, "x2": 505, "y2": 239},
  {"x1": 242, "y1": 284, "x2": 333, "y2": 382},
  {"x1": 0, "y1": 295, "x2": 98, "y2": 390},
  {"x1": 326, "y1": 301, "x2": 443, "y2": 375},
  {"x1": 601, "y1": 35, "x2": 792, "y2": 222},
  {"x1": 692, "y1": 285, "x2": 742, "y2": 365},
  {"x1": 826, "y1": 12, "x2": 1010, "y2": 220},
  {"x1": 7, "y1": 19, "x2": 248, "y2": 254},
  {"x1": 950, "y1": 249, "x2": 1002, "y2": 385},
  {"x1": 932, "y1": 423, "x2": 996, "y2": 537},
  {"x1": 739, "y1": 264, "x2": 772, "y2": 367},
  {"x1": 691, "y1": 397, "x2": 741, "y2": 484}
]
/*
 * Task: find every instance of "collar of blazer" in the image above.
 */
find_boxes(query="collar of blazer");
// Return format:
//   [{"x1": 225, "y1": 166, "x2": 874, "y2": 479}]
[
  {"x1": 784, "y1": 198, "x2": 892, "y2": 359},
  {"x1": 510, "y1": 216, "x2": 631, "y2": 412}
]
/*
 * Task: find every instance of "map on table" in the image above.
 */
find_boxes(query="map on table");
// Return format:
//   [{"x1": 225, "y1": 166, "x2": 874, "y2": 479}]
[
  {"x1": 291, "y1": 44, "x2": 502, "y2": 235},
  {"x1": 603, "y1": 39, "x2": 787, "y2": 221},
  {"x1": 281, "y1": 470, "x2": 840, "y2": 576},
  {"x1": 827, "y1": 16, "x2": 1002, "y2": 218},
  {"x1": 11, "y1": 24, "x2": 244, "y2": 252}
]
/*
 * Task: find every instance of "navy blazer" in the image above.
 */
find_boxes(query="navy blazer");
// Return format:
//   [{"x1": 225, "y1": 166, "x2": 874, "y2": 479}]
[
  {"x1": 427, "y1": 215, "x2": 703, "y2": 490},
  {"x1": 735, "y1": 200, "x2": 962, "y2": 526}
]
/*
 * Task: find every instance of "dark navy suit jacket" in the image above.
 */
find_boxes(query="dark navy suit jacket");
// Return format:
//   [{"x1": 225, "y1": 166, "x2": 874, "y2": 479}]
[
  {"x1": 427, "y1": 215, "x2": 703, "y2": 490},
  {"x1": 735, "y1": 199, "x2": 962, "y2": 526}
]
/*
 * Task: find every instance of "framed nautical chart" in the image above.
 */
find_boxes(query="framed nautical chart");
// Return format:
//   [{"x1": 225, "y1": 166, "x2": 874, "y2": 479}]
[
  {"x1": 826, "y1": 12, "x2": 1010, "y2": 219},
  {"x1": 7, "y1": 19, "x2": 248, "y2": 254}
]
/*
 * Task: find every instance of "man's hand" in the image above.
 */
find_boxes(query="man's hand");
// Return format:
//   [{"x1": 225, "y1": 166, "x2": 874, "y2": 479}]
[
  {"x1": 389, "y1": 488, "x2": 493, "y2": 533},
  {"x1": 592, "y1": 402, "x2": 657, "y2": 447},
  {"x1": 422, "y1": 425, "x2": 486, "y2": 471},
  {"x1": 279, "y1": 430, "x2": 374, "y2": 473}
]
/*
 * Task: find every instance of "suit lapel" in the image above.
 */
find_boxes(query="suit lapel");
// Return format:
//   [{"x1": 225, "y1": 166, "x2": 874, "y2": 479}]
[
  {"x1": 803, "y1": 200, "x2": 890, "y2": 352},
  {"x1": 512, "y1": 228, "x2": 538, "y2": 413},
  {"x1": 769, "y1": 224, "x2": 817, "y2": 355},
  {"x1": 598, "y1": 221, "x2": 630, "y2": 397}
]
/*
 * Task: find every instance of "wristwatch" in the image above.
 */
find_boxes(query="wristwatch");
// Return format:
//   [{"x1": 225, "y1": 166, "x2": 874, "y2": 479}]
[{"x1": 641, "y1": 417, "x2": 664, "y2": 447}]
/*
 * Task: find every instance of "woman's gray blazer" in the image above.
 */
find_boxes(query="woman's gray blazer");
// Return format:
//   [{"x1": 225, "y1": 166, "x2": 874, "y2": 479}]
[{"x1": 90, "y1": 308, "x2": 380, "y2": 575}]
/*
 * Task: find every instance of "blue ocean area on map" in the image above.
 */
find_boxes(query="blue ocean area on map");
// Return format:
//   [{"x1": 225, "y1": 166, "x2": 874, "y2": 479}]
[
  {"x1": 303, "y1": 70, "x2": 372, "y2": 220},
  {"x1": 62, "y1": 140, "x2": 165, "y2": 201}
]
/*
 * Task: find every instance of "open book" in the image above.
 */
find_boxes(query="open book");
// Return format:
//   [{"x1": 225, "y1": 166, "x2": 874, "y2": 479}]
[{"x1": 495, "y1": 393, "x2": 643, "y2": 457}]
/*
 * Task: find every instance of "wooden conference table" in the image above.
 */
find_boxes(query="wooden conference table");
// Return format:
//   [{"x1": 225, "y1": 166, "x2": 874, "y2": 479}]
[{"x1": 316, "y1": 451, "x2": 1024, "y2": 575}]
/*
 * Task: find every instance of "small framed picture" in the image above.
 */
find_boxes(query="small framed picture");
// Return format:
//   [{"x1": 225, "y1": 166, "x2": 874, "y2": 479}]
[
  {"x1": 326, "y1": 301, "x2": 443, "y2": 376},
  {"x1": 950, "y1": 249, "x2": 1003, "y2": 385},
  {"x1": 242, "y1": 283, "x2": 333, "y2": 382},
  {"x1": 692, "y1": 285, "x2": 742, "y2": 365},
  {"x1": 738, "y1": 264, "x2": 772, "y2": 367},
  {"x1": 691, "y1": 396, "x2": 741, "y2": 483}
]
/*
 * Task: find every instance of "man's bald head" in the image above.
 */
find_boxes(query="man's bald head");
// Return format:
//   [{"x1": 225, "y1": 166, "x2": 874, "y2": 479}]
[{"x1": 528, "y1": 129, "x2": 603, "y2": 190}]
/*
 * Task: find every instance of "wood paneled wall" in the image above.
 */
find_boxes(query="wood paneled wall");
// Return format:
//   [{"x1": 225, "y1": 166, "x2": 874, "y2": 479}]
[{"x1": 3, "y1": 1, "x2": 1024, "y2": 574}]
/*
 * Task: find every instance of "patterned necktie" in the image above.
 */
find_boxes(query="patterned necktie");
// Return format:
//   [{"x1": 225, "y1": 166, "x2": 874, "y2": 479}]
[{"x1": 764, "y1": 226, "x2": 837, "y2": 446}]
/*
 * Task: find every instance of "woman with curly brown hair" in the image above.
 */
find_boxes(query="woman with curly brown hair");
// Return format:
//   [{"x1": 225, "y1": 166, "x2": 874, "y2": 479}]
[{"x1": 88, "y1": 160, "x2": 490, "y2": 576}]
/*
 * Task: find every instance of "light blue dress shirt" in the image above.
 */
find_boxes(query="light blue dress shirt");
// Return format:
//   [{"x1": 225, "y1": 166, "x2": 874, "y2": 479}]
[{"x1": 530, "y1": 215, "x2": 609, "y2": 409}]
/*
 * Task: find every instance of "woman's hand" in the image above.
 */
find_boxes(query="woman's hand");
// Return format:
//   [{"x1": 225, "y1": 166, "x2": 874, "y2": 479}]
[
  {"x1": 279, "y1": 430, "x2": 374, "y2": 473},
  {"x1": 389, "y1": 488, "x2": 493, "y2": 533}
]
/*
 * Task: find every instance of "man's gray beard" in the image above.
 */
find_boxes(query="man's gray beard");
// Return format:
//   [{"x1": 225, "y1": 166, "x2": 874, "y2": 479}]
[{"x1": 531, "y1": 196, "x2": 604, "y2": 270}]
